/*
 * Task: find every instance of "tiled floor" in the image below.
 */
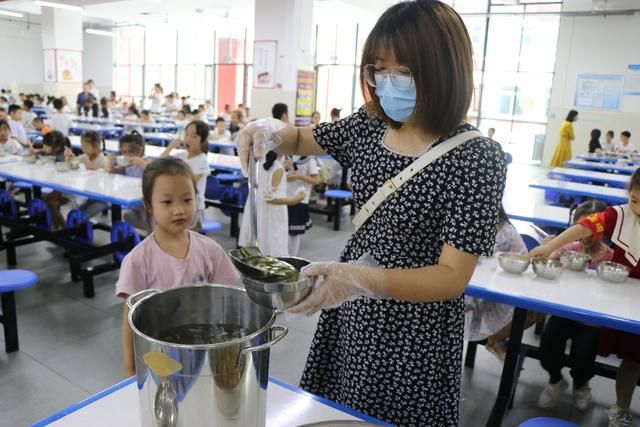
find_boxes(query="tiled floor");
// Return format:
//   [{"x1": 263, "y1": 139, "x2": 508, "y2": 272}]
[{"x1": 1, "y1": 164, "x2": 639, "y2": 427}]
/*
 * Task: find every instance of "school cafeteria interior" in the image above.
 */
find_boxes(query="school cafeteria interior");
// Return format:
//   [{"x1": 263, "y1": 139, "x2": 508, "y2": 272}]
[{"x1": 0, "y1": 0, "x2": 639, "y2": 426}]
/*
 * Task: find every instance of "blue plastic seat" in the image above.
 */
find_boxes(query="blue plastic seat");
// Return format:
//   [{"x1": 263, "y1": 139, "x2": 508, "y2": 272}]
[
  {"x1": 205, "y1": 175, "x2": 223, "y2": 201},
  {"x1": 519, "y1": 417, "x2": 579, "y2": 427},
  {"x1": 0, "y1": 269, "x2": 37, "y2": 353},
  {"x1": 520, "y1": 233, "x2": 541, "y2": 252},
  {"x1": 325, "y1": 189, "x2": 353, "y2": 200},
  {"x1": 325, "y1": 190, "x2": 354, "y2": 231},
  {"x1": 199, "y1": 219, "x2": 222, "y2": 235},
  {"x1": 216, "y1": 173, "x2": 243, "y2": 184}
]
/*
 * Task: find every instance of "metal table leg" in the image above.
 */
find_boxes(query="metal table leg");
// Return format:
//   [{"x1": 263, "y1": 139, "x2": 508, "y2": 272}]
[{"x1": 1, "y1": 291, "x2": 19, "y2": 352}]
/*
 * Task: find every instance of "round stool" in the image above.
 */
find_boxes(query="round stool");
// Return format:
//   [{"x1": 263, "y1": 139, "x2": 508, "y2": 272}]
[
  {"x1": 519, "y1": 417, "x2": 580, "y2": 427},
  {"x1": 0, "y1": 269, "x2": 38, "y2": 353},
  {"x1": 324, "y1": 189, "x2": 353, "y2": 231},
  {"x1": 216, "y1": 173, "x2": 243, "y2": 184}
]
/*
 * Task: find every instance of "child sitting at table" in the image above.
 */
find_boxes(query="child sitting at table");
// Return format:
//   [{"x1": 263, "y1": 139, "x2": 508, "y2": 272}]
[
  {"x1": 32, "y1": 117, "x2": 51, "y2": 135},
  {"x1": 116, "y1": 157, "x2": 239, "y2": 377},
  {"x1": 123, "y1": 105, "x2": 140, "y2": 121},
  {"x1": 537, "y1": 200, "x2": 612, "y2": 411},
  {"x1": 159, "y1": 120, "x2": 210, "y2": 231},
  {"x1": 531, "y1": 169, "x2": 640, "y2": 427},
  {"x1": 465, "y1": 205, "x2": 536, "y2": 362},
  {"x1": 0, "y1": 119, "x2": 25, "y2": 155},
  {"x1": 29, "y1": 130, "x2": 69, "y2": 161},
  {"x1": 139, "y1": 110, "x2": 155, "y2": 124},
  {"x1": 209, "y1": 117, "x2": 231, "y2": 141}
]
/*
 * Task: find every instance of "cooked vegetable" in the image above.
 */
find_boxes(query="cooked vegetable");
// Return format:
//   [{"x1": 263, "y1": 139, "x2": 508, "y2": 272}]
[{"x1": 238, "y1": 246, "x2": 300, "y2": 282}]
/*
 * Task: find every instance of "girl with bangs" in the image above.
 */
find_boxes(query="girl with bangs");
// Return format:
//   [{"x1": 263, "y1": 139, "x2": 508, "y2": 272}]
[{"x1": 235, "y1": 1, "x2": 507, "y2": 425}]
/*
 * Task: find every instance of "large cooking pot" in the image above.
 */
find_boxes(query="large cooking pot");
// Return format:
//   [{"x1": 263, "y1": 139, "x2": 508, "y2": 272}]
[{"x1": 127, "y1": 284, "x2": 288, "y2": 427}]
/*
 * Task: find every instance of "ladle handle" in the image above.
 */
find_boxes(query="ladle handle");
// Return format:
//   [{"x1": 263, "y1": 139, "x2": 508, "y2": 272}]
[{"x1": 248, "y1": 154, "x2": 259, "y2": 248}]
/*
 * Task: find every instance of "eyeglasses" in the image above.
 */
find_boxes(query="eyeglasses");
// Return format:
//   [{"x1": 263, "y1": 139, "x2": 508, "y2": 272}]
[{"x1": 363, "y1": 64, "x2": 414, "y2": 91}]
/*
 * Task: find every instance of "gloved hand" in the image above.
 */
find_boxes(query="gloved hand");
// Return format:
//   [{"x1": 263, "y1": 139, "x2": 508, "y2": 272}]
[
  {"x1": 235, "y1": 118, "x2": 288, "y2": 174},
  {"x1": 286, "y1": 261, "x2": 387, "y2": 316}
]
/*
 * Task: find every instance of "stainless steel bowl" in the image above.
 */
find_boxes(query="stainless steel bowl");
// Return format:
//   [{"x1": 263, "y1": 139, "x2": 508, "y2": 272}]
[
  {"x1": 68, "y1": 159, "x2": 81, "y2": 170},
  {"x1": 604, "y1": 152, "x2": 620, "y2": 159},
  {"x1": 54, "y1": 161, "x2": 69, "y2": 172},
  {"x1": 560, "y1": 251, "x2": 592, "y2": 271},
  {"x1": 532, "y1": 258, "x2": 564, "y2": 280},
  {"x1": 24, "y1": 156, "x2": 37, "y2": 164},
  {"x1": 498, "y1": 252, "x2": 530, "y2": 274},
  {"x1": 597, "y1": 261, "x2": 630, "y2": 284},
  {"x1": 241, "y1": 256, "x2": 316, "y2": 310}
]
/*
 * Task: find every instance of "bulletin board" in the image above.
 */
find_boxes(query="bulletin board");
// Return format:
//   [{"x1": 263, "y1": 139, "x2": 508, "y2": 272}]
[
  {"x1": 574, "y1": 74, "x2": 624, "y2": 111},
  {"x1": 43, "y1": 49, "x2": 56, "y2": 82},
  {"x1": 621, "y1": 64, "x2": 640, "y2": 113}
]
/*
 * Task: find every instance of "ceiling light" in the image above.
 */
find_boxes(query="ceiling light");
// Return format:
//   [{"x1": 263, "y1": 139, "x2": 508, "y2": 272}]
[
  {"x1": 34, "y1": 1, "x2": 84, "y2": 12},
  {"x1": 0, "y1": 9, "x2": 24, "y2": 18},
  {"x1": 85, "y1": 28, "x2": 114, "y2": 37}
]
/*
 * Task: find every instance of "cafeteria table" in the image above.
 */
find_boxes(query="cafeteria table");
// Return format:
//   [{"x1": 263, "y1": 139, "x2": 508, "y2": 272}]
[
  {"x1": 0, "y1": 158, "x2": 141, "y2": 222},
  {"x1": 116, "y1": 121, "x2": 177, "y2": 132},
  {"x1": 549, "y1": 167, "x2": 629, "y2": 187},
  {"x1": 565, "y1": 159, "x2": 637, "y2": 174},
  {"x1": 577, "y1": 154, "x2": 640, "y2": 166},
  {"x1": 530, "y1": 178, "x2": 628, "y2": 203},
  {"x1": 32, "y1": 376, "x2": 388, "y2": 427},
  {"x1": 506, "y1": 203, "x2": 570, "y2": 229},
  {"x1": 467, "y1": 257, "x2": 640, "y2": 426},
  {"x1": 69, "y1": 123, "x2": 123, "y2": 137}
]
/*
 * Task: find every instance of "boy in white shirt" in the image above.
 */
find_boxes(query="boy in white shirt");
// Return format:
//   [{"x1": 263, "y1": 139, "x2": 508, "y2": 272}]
[
  {"x1": 615, "y1": 131, "x2": 636, "y2": 154},
  {"x1": 0, "y1": 119, "x2": 25, "y2": 155},
  {"x1": 21, "y1": 100, "x2": 37, "y2": 131},
  {"x1": 209, "y1": 117, "x2": 231, "y2": 141},
  {"x1": 50, "y1": 98, "x2": 73, "y2": 137},
  {"x1": 7, "y1": 105, "x2": 28, "y2": 148}
]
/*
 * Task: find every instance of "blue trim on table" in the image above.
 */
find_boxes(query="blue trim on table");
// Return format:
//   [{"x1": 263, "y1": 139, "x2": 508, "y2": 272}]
[
  {"x1": 529, "y1": 183, "x2": 627, "y2": 203},
  {"x1": 577, "y1": 155, "x2": 640, "y2": 166},
  {"x1": 32, "y1": 376, "x2": 391, "y2": 426},
  {"x1": 0, "y1": 171, "x2": 142, "y2": 209},
  {"x1": 466, "y1": 284, "x2": 640, "y2": 335},
  {"x1": 268, "y1": 377, "x2": 392, "y2": 425},
  {"x1": 507, "y1": 213, "x2": 567, "y2": 229},
  {"x1": 565, "y1": 160, "x2": 634, "y2": 174},
  {"x1": 31, "y1": 376, "x2": 136, "y2": 426}
]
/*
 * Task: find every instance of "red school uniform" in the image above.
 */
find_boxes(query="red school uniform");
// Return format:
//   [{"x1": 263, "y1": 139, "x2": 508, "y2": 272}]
[{"x1": 578, "y1": 204, "x2": 640, "y2": 362}]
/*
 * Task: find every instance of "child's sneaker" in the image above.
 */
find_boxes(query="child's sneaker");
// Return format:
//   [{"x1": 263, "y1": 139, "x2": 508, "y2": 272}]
[
  {"x1": 608, "y1": 405, "x2": 633, "y2": 427},
  {"x1": 572, "y1": 383, "x2": 592, "y2": 411},
  {"x1": 537, "y1": 378, "x2": 569, "y2": 409}
]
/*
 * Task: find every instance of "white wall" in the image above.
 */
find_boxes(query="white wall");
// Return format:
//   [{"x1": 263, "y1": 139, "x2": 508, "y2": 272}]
[
  {"x1": 544, "y1": 11, "x2": 640, "y2": 165},
  {"x1": 0, "y1": 18, "x2": 113, "y2": 97}
]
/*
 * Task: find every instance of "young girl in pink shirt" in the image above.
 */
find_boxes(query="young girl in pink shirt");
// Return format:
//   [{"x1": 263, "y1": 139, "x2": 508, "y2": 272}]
[{"x1": 116, "y1": 157, "x2": 239, "y2": 377}]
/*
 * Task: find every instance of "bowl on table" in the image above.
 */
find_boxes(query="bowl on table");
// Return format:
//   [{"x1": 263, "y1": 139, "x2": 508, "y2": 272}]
[
  {"x1": 40, "y1": 155, "x2": 56, "y2": 165},
  {"x1": 497, "y1": 252, "x2": 530, "y2": 275},
  {"x1": 604, "y1": 152, "x2": 620, "y2": 160},
  {"x1": 54, "y1": 161, "x2": 70, "y2": 172},
  {"x1": 23, "y1": 155, "x2": 37, "y2": 164},
  {"x1": 68, "y1": 159, "x2": 81, "y2": 170},
  {"x1": 560, "y1": 251, "x2": 592, "y2": 272},
  {"x1": 532, "y1": 258, "x2": 564, "y2": 280},
  {"x1": 597, "y1": 261, "x2": 630, "y2": 284}
]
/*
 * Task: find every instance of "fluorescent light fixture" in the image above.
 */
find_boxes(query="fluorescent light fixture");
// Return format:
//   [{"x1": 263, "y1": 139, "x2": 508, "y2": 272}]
[
  {"x1": 0, "y1": 9, "x2": 24, "y2": 18},
  {"x1": 34, "y1": 1, "x2": 83, "y2": 12},
  {"x1": 85, "y1": 28, "x2": 114, "y2": 37}
]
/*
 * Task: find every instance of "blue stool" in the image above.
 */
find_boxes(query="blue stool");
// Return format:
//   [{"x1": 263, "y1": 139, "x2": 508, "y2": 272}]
[
  {"x1": 199, "y1": 219, "x2": 222, "y2": 235},
  {"x1": 325, "y1": 189, "x2": 353, "y2": 231},
  {"x1": 216, "y1": 173, "x2": 243, "y2": 184},
  {"x1": 519, "y1": 417, "x2": 579, "y2": 427},
  {"x1": 0, "y1": 269, "x2": 37, "y2": 352}
]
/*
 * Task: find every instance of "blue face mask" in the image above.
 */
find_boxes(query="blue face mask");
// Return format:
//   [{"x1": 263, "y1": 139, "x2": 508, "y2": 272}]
[{"x1": 375, "y1": 75, "x2": 416, "y2": 123}]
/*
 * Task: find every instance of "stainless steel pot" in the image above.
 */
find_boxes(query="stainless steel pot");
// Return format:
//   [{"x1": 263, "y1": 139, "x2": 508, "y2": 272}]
[{"x1": 127, "y1": 284, "x2": 288, "y2": 427}]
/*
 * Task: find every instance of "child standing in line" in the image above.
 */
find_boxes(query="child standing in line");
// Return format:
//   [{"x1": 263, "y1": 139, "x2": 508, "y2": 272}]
[
  {"x1": 117, "y1": 157, "x2": 239, "y2": 377},
  {"x1": 285, "y1": 156, "x2": 322, "y2": 256},
  {"x1": 537, "y1": 200, "x2": 613, "y2": 411},
  {"x1": 531, "y1": 169, "x2": 640, "y2": 427},
  {"x1": 160, "y1": 120, "x2": 210, "y2": 231},
  {"x1": 50, "y1": 98, "x2": 73, "y2": 137},
  {"x1": 238, "y1": 151, "x2": 305, "y2": 257}
]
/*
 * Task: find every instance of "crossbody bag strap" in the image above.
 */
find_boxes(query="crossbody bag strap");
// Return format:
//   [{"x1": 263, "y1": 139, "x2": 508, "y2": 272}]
[{"x1": 353, "y1": 130, "x2": 483, "y2": 230}]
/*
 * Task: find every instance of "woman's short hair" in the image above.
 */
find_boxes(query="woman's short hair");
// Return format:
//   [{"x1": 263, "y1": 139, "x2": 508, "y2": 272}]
[
  {"x1": 566, "y1": 110, "x2": 579, "y2": 122},
  {"x1": 360, "y1": 0, "x2": 474, "y2": 136}
]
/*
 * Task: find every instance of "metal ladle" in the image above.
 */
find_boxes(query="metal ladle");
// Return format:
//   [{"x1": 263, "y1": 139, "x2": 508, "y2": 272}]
[
  {"x1": 248, "y1": 155, "x2": 259, "y2": 248},
  {"x1": 154, "y1": 379, "x2": 178, "y2": 427}
]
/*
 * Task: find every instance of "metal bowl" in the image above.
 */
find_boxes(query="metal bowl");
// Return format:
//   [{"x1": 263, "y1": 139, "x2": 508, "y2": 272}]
[
  {"x1": 68, "y1": 159, "x2": 81, "y2": 170},
  {"x1": 241, "y1": 256, "x2": 316, "y2": 310},
  {"x1": 23, "y1": 156, "x2": 37, "y2": 164},
  {"x1": 498, "y1": 252, "x2": 530, "y2": 274},
  {"x1": 54, "y1": 161, "x2": 69, "y2": 172},
  {"x1": 597, "y1": 261, "x2": 630, "y2": 284},
  {"x1": 604, "y1": 152, "x2": 620, "y2": 159},
  {"x1": 560, "y1": 251, "x2": 592, "y2": 271},
  {"x1": 40, "y1": 155, "x2": 56, "y2": 165},
  {"x1": 532, "y1": 258, "x2": 564, "y2": 280}
]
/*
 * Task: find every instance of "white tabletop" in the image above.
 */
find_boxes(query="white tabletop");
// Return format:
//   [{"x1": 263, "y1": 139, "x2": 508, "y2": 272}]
[
  {"x1": 68, "y1": 137, "x2": 241, "y2": 172},
  {"x1": 70, "y1": 123, "x2": 121, "y2": 133},
  {"x1": 468, "y1": 257, "x2": 640, "y2": 334},
  {"x1": 566, "y1": 159, "x2": 637, "y2": 174},
  {"x1": 32, "y1": 377, "x2": 383, "y2": 427},
  {"x1": 116, "y1": 121, "x2": 177, "y2": 131},
  {"x1": 506, "y1": 204, "x2": 570, "y2": 229},
  {"x1": 577, "y1": 154, "x2": 640, "y2": 165},
  {"x1": 141, "y1": 132, "x2": 176, "y2": 141},
  {"x1": 0, "y1": 159, "x2": 142, "y2": 208},
  {"x1": 550, "y1": 167, "x2": 629, "y2": 186},
  {"x1": 530, "y1": 178, "x2": 628, "y2": 203}
]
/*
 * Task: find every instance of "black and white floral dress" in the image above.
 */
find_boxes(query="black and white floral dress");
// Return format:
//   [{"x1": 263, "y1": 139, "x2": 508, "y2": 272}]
[{"x1": 300, "y1": 107, "x2": 507, "y2": 426}]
